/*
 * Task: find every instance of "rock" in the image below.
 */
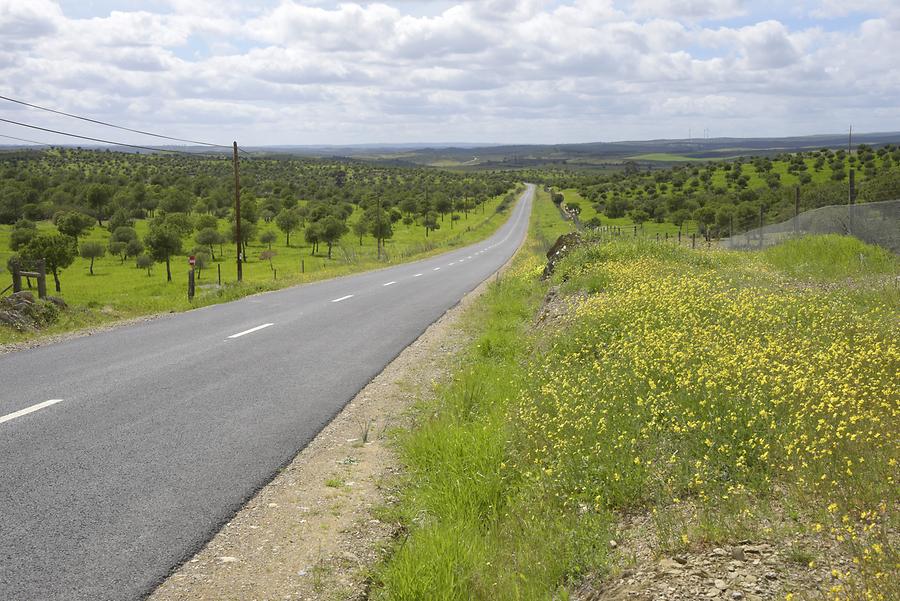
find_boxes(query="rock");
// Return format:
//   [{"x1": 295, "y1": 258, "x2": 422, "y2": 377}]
[
  {"x1": 10, "y1": 291, "x2": 35, "y2": 305},
  {"x1": 659, "y1": 558, "x2": 684, "y2": 570},
  {"x1": 542, "y1": 232, "x2": 583, "y2": 279},
  {"x1": 712, "y1": 548, "x2": 729, "y2": 557},
  {"x1": 674, "y1": 555, "x2": 688, "y2": 565},
  {"x1": 45, "y1": 295, "x2": 67, "y2": 308},
  {"x1": 609, "y1": 540, "x2": 618, "y2": 549},
  {"x1": 764, "y1": 571, "x2": 777, "y2": 581},
  {"x1": 217, "y1": 556, "x2": 239, "y2": 563},
  {"x1": 715, "y1": 579, "x2": 728, "y2": 590},
  {"x1": 731, "y1": 592, "x2": 744, "y2": 600},
  {"x1": 707, "y1": 586, "x2": 722, "y2": 597},
  {"x1": 731, "y1": 546, "x2": 746, "y2": 561}
]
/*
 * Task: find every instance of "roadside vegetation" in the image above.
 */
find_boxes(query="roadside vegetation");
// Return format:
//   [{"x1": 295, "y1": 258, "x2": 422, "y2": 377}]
[{"x1": 373, "y1": 191, "x2": 899, "y2": 600}]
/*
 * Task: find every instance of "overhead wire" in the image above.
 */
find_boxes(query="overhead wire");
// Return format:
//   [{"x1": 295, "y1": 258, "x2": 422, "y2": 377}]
[
  {"x1": 0, "y1": 133, "x2": 54, "y2": 146},
  {"x1": 0, "y1": 116, "x2": 226, "y2": 155},
  {"x1": 0, "y1": 93, "x2": 253, "y2": 156}
]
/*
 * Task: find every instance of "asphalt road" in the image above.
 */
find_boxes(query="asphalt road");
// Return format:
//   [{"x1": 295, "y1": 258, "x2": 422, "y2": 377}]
[{"x1": 0, "y1": 184, "x2": 534, "y2": 600}]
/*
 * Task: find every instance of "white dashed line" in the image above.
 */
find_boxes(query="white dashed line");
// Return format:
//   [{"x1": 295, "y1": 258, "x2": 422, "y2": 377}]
[
  {"x1": 331, "y1": 295, "x2": 354, "y2": 303},
  {"x1": 413, "y1": 273, "x2": 423, "y2": 277},
  {"x1": 383, "y1": 281, "x2": 396, "y2": 287},
  {"x1": 0, "y1": 399, "x2": 65, "y2": 425},
  {"x1": 228, "y1": 323, "x2": 274, "y2": 339},
  {"x1": 433, "y1": 267, "x2": 441, "y2": 271}
]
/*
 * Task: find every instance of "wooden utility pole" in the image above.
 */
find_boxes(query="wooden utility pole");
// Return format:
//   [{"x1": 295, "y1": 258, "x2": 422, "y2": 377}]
[{"x1": 233, "y1": 141, "x2": 242, "y2": 282}]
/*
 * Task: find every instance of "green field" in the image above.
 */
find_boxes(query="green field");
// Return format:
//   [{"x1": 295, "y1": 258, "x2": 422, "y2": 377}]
[{"x1": 0, "y1": 191, "x2": 517, "y2": 344}]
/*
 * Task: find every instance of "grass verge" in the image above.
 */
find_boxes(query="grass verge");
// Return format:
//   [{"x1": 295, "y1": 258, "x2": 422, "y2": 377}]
[{"x1": 372, "y1": 226, "x2": 899, "y2": 601}]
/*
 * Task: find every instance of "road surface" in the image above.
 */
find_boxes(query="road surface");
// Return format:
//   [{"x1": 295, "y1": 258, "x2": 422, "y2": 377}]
[{"x1": 0, "y1": 184, "x2": 534, "y2": 600}]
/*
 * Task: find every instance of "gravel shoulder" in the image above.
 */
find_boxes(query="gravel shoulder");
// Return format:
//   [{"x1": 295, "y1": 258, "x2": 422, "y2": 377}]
[{"x1": 147, "y1": 257, "x2": 517, "y2": 601}]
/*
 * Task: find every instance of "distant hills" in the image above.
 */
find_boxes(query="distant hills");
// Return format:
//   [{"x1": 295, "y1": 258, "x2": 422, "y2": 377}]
[{"x1": 3, "y1": 131, "x2": 899, "y2": 169}]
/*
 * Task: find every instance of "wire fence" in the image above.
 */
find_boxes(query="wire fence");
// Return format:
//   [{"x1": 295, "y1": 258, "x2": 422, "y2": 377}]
[{"x1": 721, "y1": 199, "x2": 900, "y2": 253}]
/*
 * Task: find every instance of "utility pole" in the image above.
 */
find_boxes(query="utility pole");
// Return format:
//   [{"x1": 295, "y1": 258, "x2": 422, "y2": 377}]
[{"x1": 233, "y1": 141, "x2": 242, "y2": 282}]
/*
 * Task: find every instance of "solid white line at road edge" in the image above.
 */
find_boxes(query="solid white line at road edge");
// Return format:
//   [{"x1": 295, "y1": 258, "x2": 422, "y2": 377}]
[
  {"x1": 331, "y1": 294, "x2": 354, "y2": 303},
  {"x1": 227, "y1": 323, "x2": 275, "y2": 339},
  {"x1": 0, "y1": 399, "x2": 64, "y2": 425}
]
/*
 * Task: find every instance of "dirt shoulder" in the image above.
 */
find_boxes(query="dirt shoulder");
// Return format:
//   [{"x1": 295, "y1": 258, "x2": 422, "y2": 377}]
[{"x1": 148, "y1": 260, "x2": 515, "y2": 601}]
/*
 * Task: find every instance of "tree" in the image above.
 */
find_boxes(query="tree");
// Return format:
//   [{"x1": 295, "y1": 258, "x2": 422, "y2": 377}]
[
  {"x1": 259, "y1": 229, "x2": 277, "y2": 250},
  {"x1": 304, "y1": 221, "x2": 323, "y2": 255},
  {"x1": 22, "y1": 233, "x2": 76, "y2": 293},
  {"x1": 190, "y1": 249, "x2": 210, "y2": 279},
  {"x1": 629, "y1": 208, "x2": 650, "y2": 225},
  {"x1": 108, "y1": 240, "x2": 127, "y2": 263},
  {"x1": 368, "y1": 210, "x2": 393, "y2": 256},
  {"x1": 136, "y1": 254, "x2": 153, "y2": 277},
  {"x1": 55, "y1": 211, "x2": 94, "y2": 243},
  {"x1": 259, "y1": 249, "x2": 277, "y2": 270},
  {"x1": 9, "y1": 219, "x2": 37, "y2": 251},
  {"x1": 126, "y1": 238, "x2": 145, "y2": 259},
  {"x1": 231, "y1": 221, "x2": 257, "y2": 261},
  {"x1": 319, "y1": 216, "x2": 348, "y2": 259},
  {"x1": 86, "y1": 184, "x2": 112, "y2": 226},
  {"x1": 110, "y1": 226, "x2": 138, "y2": 245},
  {"x1": 670, "y1": 209, "x2": 692, "y2": 234},
  {"x1": 352, "y1": 216, "x2": 370, "y2": 246},
  {"x1": 195, "y1": 227, "x2": 223, "y2": 261},
  {"x1": 275, "y1": 208, "x2": 300, "y2": 246},
  {"x1": 80, "y1": 241, "x2": 105, "y2": 275},
  {"x1": 145, "y1": 225, "x2": 183, "y2": 282}
]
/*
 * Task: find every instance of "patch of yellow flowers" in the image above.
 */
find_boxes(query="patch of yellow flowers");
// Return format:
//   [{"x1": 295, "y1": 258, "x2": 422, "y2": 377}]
[{"x1": 509, "y1": 244, "x2": 898, "y2": 600}]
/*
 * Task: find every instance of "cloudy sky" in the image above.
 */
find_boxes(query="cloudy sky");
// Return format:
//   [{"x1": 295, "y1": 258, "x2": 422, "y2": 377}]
[{"x1": 1, "y1": 0, "x2": 898, "y2": 146}]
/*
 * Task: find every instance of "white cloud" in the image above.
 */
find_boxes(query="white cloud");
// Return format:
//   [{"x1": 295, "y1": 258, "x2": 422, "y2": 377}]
[{"x1": 0, "y1": 0, "x2": 897, "y2": 144}]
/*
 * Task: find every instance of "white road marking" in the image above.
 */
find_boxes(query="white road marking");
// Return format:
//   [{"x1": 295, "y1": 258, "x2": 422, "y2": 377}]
[
  {"x1": 433, "y1": 267, "x2": 441, "y2": 271},
  {"x1": 413, "y1": 273, "x2": 423, "y2": 277},
  {"x1": 467, "y1": 255, "x2": 473, "y2": 259},
  {"x1": 449, "y1": 262, "x2": 456, "y2": 265},
  {"x1": 0, "y1": 399, "x2": 64, "y2": 425},
  {"x1": 383, "y1": 281, "x2": 396, "y2": 287},
  {"x1": 331, "y1": 294, "x2": 354, "y2": 303},
  {"x1": 227, "y1": 323, "x2": 274, "y2": 339}
]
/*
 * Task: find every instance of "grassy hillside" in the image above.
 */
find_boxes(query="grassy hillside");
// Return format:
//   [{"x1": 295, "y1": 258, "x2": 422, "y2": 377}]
[{"x1": 373, "y1": 231, "x2": 899, "y2": 600}]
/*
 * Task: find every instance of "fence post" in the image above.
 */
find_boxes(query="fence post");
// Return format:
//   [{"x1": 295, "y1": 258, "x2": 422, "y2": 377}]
[
  {"x1": 633, "y1": 225, "x2": 637, "y2": 237},
  {"x1": 691, "y1": 233, "x2": 696, "y2": 249},
  {"x1": 656, "y1": 232, "x2": 659, "y2": 242},
  {"x1": 794, "y1": 186, "x2": 800, "y2": 237},
  {"x1": 188, "y1": 268, "x2": 195, "y2": 300},
  {"x1": 217, "y1": 263, "x2": 221, "y2": 286},
  {"x1": 36, "y1": 260, "x2": 47, "y2": 299},
  {"x1": 678, "y1": 230, "x2": 681, "y2": 244},
  {"x1": 301, "y1": 259, "x2": 305, "y2": 273},
  {"x1": 758, "y1": 205, "x2": 764, "y2": 250},
  {"x1": 12, "y1": 265, "x2": 22, "y2": 293}
]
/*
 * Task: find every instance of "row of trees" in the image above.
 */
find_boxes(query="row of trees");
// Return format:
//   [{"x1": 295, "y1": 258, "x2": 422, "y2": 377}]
[
  {"x1": 540, "y1": 145, "x2": 900, "y2": 238},
  {"x1": 3, "y1": 149, "x2": 520, "y2": 291}
]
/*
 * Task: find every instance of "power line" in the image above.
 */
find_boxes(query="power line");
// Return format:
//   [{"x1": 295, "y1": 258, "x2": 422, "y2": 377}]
[
  {"x1": 0, "y1": 93, "x2": 254, "y2": 156},
  {"x1": 0, "y1": 116, "x2": 225, "y2": 155},
  {"x1": 0, "y1": 133, "x2": 54, "y2": 146},
  {"x1": 0, "y1": 93, "x2": 231, "y2": 149}
]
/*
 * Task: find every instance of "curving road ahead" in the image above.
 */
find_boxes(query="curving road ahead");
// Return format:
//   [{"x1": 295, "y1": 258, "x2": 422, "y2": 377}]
[{"x1": 0, "y1": 184, "x2": 534, "y2": 600}]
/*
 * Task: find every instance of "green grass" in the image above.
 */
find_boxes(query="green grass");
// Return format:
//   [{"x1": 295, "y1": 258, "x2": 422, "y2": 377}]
[
  {"x1": 374, "y1": 231, "x2": 899, "y2": 600},
  {"x1": 372, "y1": 188, "x2": 609, "y2": 600},
  {"x1": 760, "y1": 234, "x2": 899, "y2": 281},
  {"x1": 0, "y1": 190, "x2": 518, "y2": 344}
]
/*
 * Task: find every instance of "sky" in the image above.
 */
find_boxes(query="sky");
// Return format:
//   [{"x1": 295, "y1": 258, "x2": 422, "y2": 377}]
[{"x1": 0, "y1": 0, "x2": 898, "y2": 147}]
